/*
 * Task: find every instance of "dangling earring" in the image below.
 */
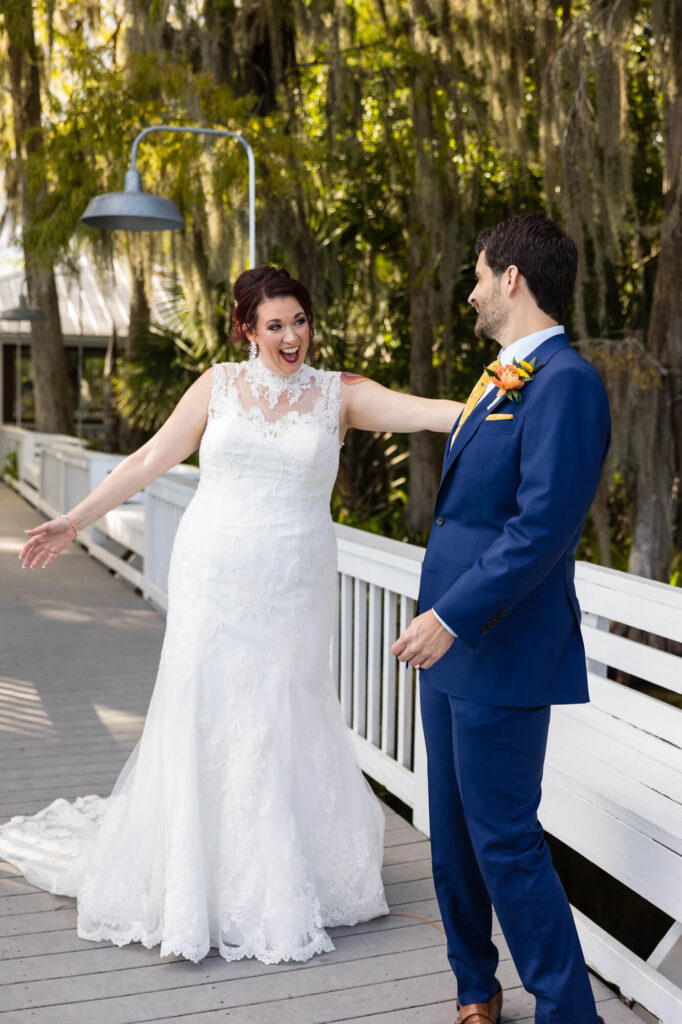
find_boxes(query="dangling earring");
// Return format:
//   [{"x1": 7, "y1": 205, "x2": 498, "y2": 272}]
[{"x1": 249, "y1": 339, "x2": 258, "y2": 360}]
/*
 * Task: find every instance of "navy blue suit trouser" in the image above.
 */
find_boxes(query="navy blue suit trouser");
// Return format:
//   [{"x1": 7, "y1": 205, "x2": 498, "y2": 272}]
[{"x1": 419, "y1": 682, "x2": 600, "y2": 1024}]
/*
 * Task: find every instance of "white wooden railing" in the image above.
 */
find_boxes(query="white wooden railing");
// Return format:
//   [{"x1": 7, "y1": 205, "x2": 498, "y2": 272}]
[{"x1": 2, "y1": 424, "x2": 681, "y2": 1024}]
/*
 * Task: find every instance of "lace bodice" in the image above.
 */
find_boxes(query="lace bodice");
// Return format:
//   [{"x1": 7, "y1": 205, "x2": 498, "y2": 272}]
[{"x1": 198, "y1": 359, "x2": 342, "y2": 529}]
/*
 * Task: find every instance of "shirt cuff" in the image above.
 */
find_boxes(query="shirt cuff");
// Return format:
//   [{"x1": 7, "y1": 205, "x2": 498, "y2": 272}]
[{"x1": 431, "y1": 609, "x2": 456, "y2": 638}]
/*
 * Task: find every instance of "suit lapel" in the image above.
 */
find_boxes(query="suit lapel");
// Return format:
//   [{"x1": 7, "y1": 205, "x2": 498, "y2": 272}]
[
  {"x1": 484, "y1": 390, "x2": 507, "y2": 415},
  {"x1": 439, "y1": 332, "x2": 571, "y2": 488},
  {"x1": 441, "y1": 392, "x2": 492, "y2": 481},
  {"x1": 440, "y1": 414, "x2": 462, "y2": 479}
]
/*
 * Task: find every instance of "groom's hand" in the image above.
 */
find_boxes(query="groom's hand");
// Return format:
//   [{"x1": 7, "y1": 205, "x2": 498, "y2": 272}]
[{"x1": 391, "y1": 610, "x2": 454, "y2": 670}]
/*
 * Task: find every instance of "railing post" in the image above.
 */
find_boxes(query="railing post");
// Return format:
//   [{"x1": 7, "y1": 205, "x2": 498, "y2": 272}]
[
  {"x1": 582, "y1": 610, "x2": 609, "y2": 677},
  {"x1": 412, "y1": 674, "x2": 430, "y2": 836},
  {"x1": 142, "y1": 488, "x2": 152, "y2": 603}
]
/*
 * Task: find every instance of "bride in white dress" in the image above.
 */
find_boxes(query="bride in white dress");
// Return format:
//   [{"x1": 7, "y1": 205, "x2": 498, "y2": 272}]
[{"x1": 2, "y1": 266, "x2": 463, "y2": 965}]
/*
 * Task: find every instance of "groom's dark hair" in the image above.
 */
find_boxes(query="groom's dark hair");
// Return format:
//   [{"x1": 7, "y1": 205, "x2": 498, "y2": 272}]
[{"x1": 475, "y1": 213, "x2": 578, "y2": 322}]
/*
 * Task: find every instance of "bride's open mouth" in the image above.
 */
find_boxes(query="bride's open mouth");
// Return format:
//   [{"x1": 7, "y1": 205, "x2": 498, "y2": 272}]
[{"x1": 280, "y1": 345, "x2": 301, "y2": 365}]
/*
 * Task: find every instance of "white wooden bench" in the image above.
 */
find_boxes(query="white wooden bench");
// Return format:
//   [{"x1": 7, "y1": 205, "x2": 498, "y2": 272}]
[
  {"x1": 332, "y1": 529, "x2": 682, "y2": 1024},
  {"x1": 540, "y1": 563, "x2": 682, "y2": 1024}
]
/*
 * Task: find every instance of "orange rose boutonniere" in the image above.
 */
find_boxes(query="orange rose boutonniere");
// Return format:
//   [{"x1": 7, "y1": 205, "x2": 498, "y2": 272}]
[{"x1": 485, "y1": 356, "x2": 545, "y2": 405}]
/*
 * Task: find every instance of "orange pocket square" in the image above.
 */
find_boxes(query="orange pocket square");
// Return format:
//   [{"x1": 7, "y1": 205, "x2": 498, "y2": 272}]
[{"x1": 485, "y1": 413, "x2": 515, "y2": 421}]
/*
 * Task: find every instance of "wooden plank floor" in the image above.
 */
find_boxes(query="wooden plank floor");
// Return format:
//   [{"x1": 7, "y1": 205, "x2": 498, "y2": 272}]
[{"x1": 0, "y1": 482, "x2": 638, "y2": 1024}]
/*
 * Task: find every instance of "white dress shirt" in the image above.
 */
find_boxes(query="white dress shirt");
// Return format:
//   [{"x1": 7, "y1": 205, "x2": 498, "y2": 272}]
[{"x1": 433, "y1": 324, "x2": 565, "y2": 638}]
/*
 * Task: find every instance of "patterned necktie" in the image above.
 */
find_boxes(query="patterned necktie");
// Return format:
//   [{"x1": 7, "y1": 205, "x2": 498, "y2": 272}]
[{"x1": 451, "y1": 359, "x2": 501, "y2": 445}]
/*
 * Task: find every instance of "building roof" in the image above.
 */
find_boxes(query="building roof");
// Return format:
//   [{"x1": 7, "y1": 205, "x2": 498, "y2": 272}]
[{"x1": 0, "y1": 254, "x2": 177, "y2": 339}]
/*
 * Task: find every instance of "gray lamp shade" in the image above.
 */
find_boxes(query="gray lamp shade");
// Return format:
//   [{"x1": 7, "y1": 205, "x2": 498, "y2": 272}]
[
  {"x1": 80, "y1": 169, "x2": 185, "y2": 231},
  {"x1": 0, "y1": 293, "x2": 47, "y2": 321}
]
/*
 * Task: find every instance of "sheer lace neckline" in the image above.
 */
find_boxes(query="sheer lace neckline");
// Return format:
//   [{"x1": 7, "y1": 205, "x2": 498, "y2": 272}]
[{"x1": 244, "y1": 357, "x2": 314, "y2": 410}]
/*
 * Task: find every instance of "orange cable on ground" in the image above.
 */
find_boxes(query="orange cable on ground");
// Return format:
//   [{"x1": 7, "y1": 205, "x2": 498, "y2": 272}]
[{"x1": 388, "y1": 912, "x2": 446, "y2": 934}]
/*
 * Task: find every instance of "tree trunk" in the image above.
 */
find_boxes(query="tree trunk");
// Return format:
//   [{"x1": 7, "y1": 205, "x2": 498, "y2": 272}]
[
  {"x1": 405, "y1": 258, "x2": 441, "y2": 538},
  {"x1": 103, "y1": 329, "x2": 119, "y2": 453},
  {"x1": 118, "y1": 253, "x2": 152, "y2": 453},
  {"x1": 590, "y1": 474, "x2": 612, "y2": 569},
  {"x1": 5, "y1": 0, "x2": 73, "y2": 435},
  {"x1": 628, "y1": 0, "x2": 682, "y2": 581},
  {"x1": 404, "y1": 47, "x2": 442, "y2": 538},
  {"x1": 627, "y1": 383, "x2": 673, "y2": 580}
]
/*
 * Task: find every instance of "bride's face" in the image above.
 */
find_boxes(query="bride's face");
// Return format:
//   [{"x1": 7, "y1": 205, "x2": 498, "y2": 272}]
[{"x1": 248, "y1": 296, "x2": 311, "y2": 375}]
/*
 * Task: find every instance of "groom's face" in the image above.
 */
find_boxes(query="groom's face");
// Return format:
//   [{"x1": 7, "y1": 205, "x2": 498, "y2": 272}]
[{"x1": 468, "y1": 251, "x2": 508, "y2": 342}]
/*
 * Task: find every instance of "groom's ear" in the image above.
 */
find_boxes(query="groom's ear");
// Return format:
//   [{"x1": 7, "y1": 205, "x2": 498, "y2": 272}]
[{"x1": 504, "y1": 265, "x2": 522, "y2": 296}]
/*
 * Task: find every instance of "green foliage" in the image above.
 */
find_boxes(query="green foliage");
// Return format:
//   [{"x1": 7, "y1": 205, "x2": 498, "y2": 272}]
[
  {"x1": 112, "y1": 323, "x2": 209, "y2": 432},
  {"x1": 2, "y1": 448, "x2": 19, "y2": 481},
  {"x1": 577, "y1": 473, "x2": 633, "y2": 573},
  {"x1": 1, "y1": 1, "x2": 679, "y2": 573}
]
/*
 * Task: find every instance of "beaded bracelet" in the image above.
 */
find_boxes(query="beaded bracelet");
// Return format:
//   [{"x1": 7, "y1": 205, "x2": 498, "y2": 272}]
[{"x1": 57, "y1": 514, "x2": 79, "y2": 537}]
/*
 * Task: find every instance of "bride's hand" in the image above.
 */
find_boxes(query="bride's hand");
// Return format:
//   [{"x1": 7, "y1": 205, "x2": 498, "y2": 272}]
[{"x1": 19, "y1": 518, "x2": 77, "y2": 569}]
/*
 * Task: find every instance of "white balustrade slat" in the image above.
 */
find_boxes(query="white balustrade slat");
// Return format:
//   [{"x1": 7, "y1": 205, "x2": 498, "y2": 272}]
[
  {"x1": 366, "y1": 584, "x2": 382, "y2": 747},
  {"x1": 40, "y1": 451, "x2": 61, "y2": 511},
  {"x1": 336, "y1": 524, "x2": 423, "y2": 598},
  {"x1": 96, "y1": 506, "x2": 145, "y2": 558},
  {"x1": 353, "y1": 578, "x2": 368, "y2": 735},
  {"x1": 381, "y1": 589, "x2": 398, "y2": 757},
  {"x1": 582, "y1": 611, "x2": 609, "y2": 677},
  {"x1": 562, "y1": 701, "x2": 682, "y2": 774},
  {"x1": 162, "y1": 499, "x2": 182, "y2": 582},
  {"x1": 577, "y1": 577, "x2": 682, "y2": 643},
  {"x1": 581, "y1": 623, "x2": 682, "y2": 694},
  {"x1": 331, "y1": 574, "x2": 340, "y2": 694},
  {"x1": 577, "y1": 561, "x2": 682, "y2": 624},
  {"x1": 339, "y1": 573, "x2": 353, "y2": 726},
  {"x1": 404, "y1": 598, "x2": 415, "y2": 770},
  {"x1": 541, "y1": 765, "x2": 682, "y2": 921},
  {"x1": 572, "y1": 908, "x2": 682, "y2": 1024},
  {"x1": 80, "y1": 534, "x2": 144, "y2": 591},
  {"x1": 548, "y1": 712, "x2": 682, "y2": 811},
  {"x1": 587, "y1": 674, "x2": 682, "y2": 749},
  {"x1": 350, "y1": 732, "x2": 415, "y2": 809},
  {"x1": 64, "y1": 461, "x2": 88, "y2": 516},
  {"x1": 397, "y1": 595, "x2": 415, "y2": 769},
  {"x1": 412, "y1": 676, "x2": 430, "y2": 834},
  {"x1": 545, "y1": 737, "x2": 682, "y2": 859},
  {"x1": 396, "y1": 596, "x2": 409, "y2": 766}
]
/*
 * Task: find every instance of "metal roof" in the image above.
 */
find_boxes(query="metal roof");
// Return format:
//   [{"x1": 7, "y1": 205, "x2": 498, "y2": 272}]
[{"x1": 0, "y1": 254, "x2": 178, "y2": 338}]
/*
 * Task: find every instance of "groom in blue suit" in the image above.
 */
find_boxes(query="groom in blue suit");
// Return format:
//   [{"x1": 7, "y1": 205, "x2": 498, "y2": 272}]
[{"x1": 393, "y1": 214, "x2": 611, "y2": 1024}]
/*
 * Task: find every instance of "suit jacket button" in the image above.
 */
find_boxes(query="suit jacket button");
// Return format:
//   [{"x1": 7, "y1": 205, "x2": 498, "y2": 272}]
[
  {"x1": 435, "y1": 515, "x2": 444, "y2": 526},
  {"x1": 500, "y1": 609, "x2": 507, "y2": 616},
  {"x1": 481, "y1": 625, "x2": 488, "y2": 634}
]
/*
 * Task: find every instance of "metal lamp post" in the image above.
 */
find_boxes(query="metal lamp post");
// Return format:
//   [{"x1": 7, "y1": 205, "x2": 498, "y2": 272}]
[
  {"x1": 0, "y1": 292, "x2": 46, "y2": 428},
  {"x1": 81, "y1": 125, "x2": 256, "y2": 266}
]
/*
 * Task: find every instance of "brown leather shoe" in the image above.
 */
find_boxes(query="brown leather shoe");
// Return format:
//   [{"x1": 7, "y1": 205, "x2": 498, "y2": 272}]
[{"x1": 455, "y1": 981, "x2": 503, "y2": 1024}]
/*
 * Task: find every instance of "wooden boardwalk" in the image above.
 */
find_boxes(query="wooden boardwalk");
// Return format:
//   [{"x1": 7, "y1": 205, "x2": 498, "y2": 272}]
[{"x1": 0, "y1": 482, "x2": 638, "y2": 1024}]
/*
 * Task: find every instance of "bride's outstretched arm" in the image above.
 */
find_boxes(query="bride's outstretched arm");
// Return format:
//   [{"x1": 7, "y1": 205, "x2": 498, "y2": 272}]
[
  {"x1": 340, "y1": 373, "x2": 463, "y2": 436},
  {"x1": 19, "y1": 368, "x2": 214, "y2": 569}
]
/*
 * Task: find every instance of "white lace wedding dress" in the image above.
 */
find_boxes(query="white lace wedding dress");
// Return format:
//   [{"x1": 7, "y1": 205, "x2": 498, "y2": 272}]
[{"x1": 0, "y1": 357, "x2": 388, "y2": 964}]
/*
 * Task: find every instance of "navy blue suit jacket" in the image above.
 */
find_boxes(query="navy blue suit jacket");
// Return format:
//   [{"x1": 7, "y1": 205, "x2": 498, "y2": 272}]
[{"x1": 417, "y1": 333, "x2": 611, "y2": 707}]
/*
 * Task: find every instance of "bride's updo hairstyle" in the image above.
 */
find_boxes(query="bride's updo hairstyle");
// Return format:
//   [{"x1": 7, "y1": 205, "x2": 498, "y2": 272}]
[{"x1": 230, "y1": 265, "x2": 315, "y2": 347}]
